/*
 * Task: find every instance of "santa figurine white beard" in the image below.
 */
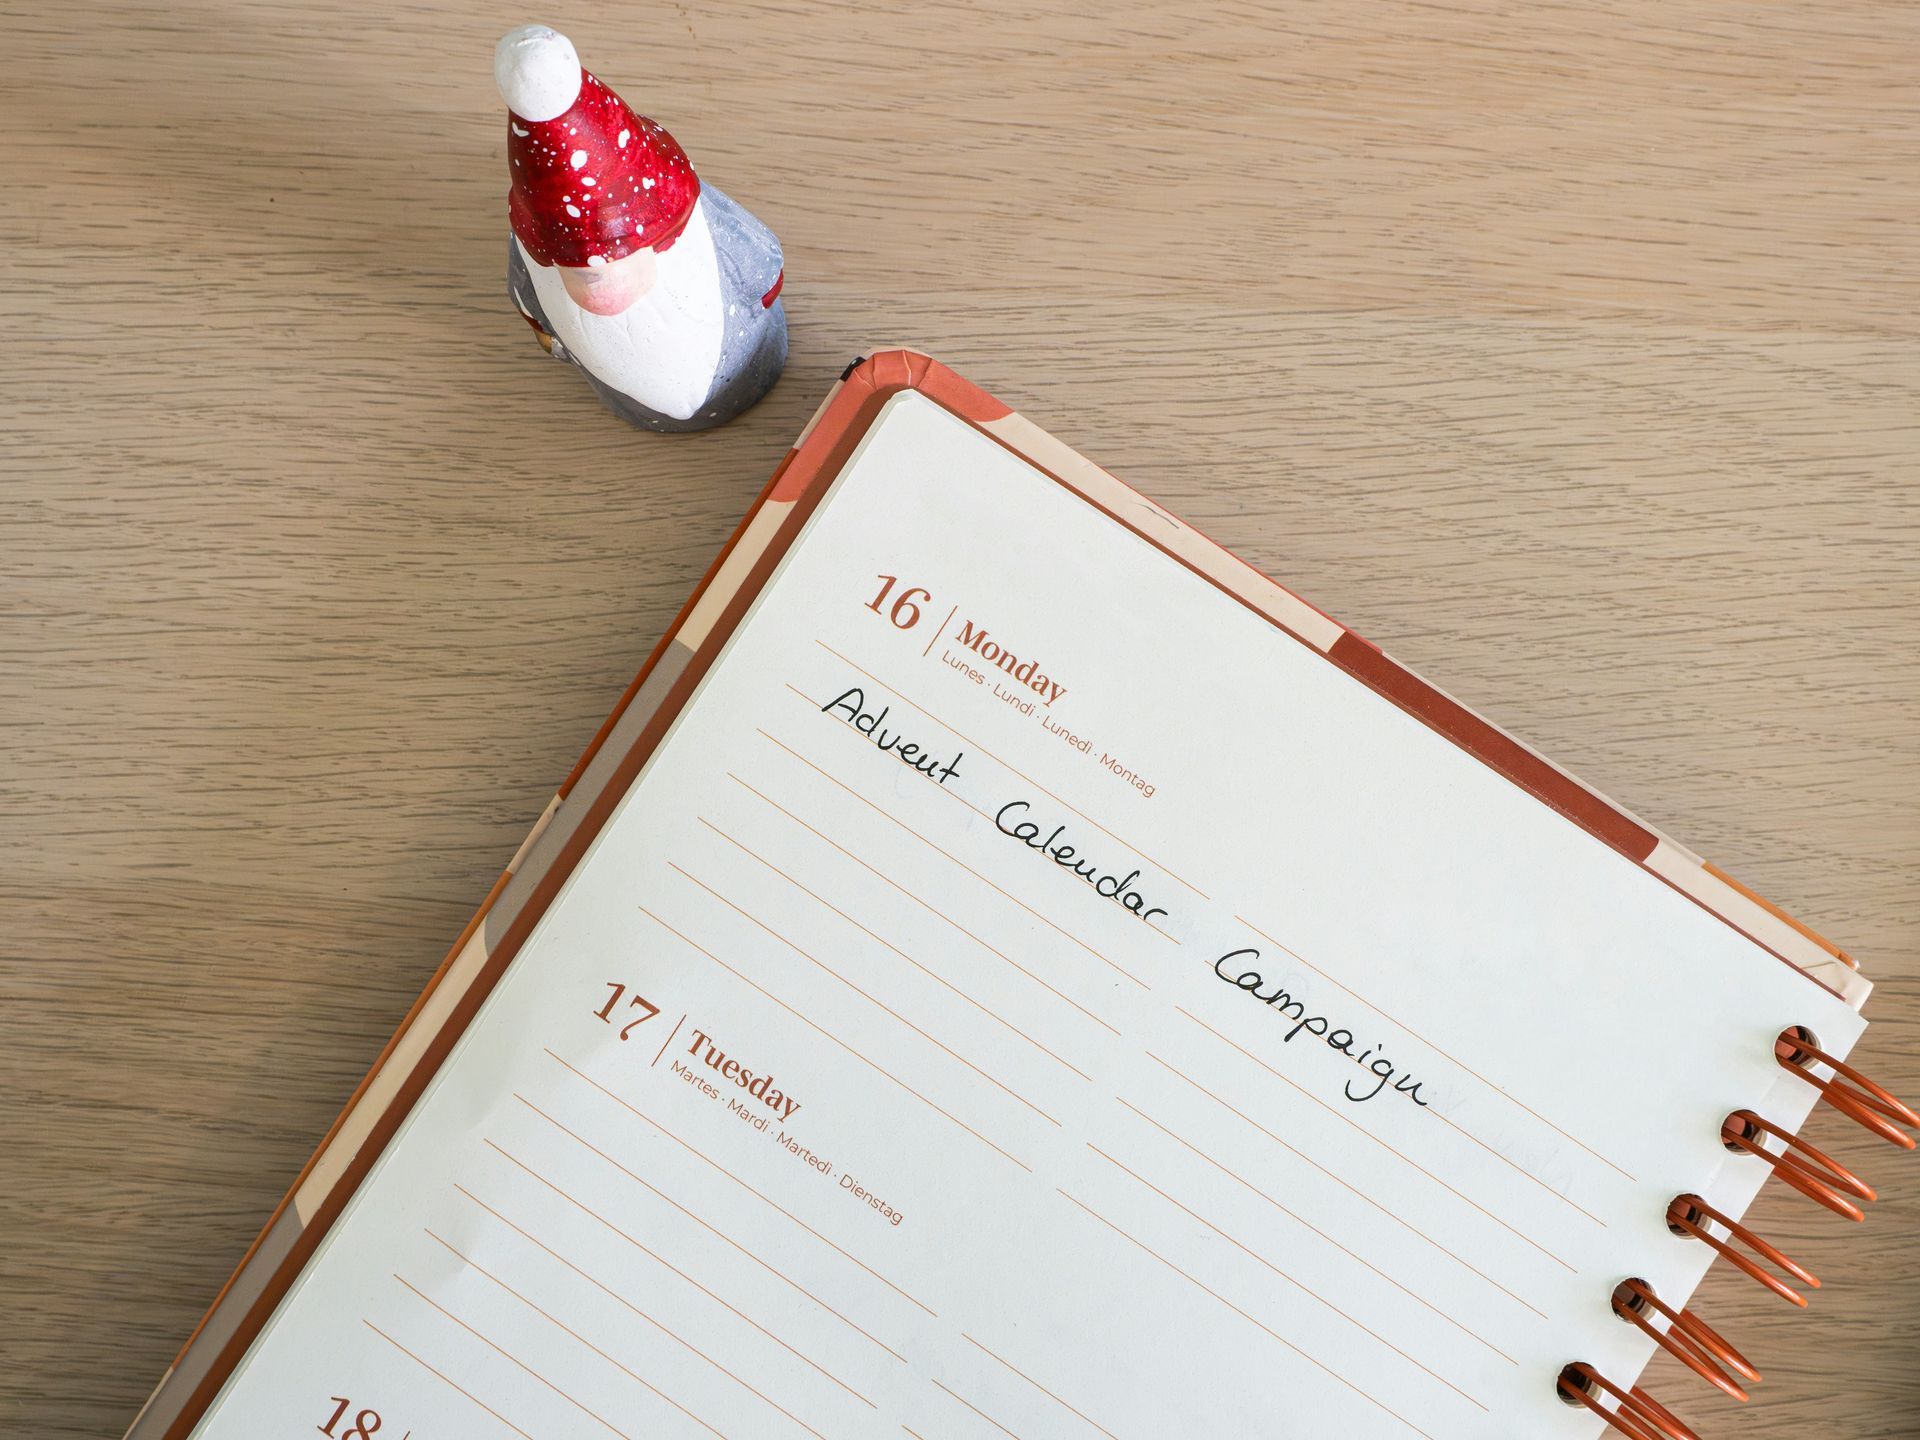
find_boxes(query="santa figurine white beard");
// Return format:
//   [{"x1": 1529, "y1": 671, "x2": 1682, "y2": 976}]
[{"x1": 495, "y1": 26, "x2": 788, "y2": 431}]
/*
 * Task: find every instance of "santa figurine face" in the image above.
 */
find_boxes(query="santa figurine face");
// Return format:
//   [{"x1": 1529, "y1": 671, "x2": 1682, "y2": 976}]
[{"x1": 561, "y1": 247, "x2": 658, "y2": 315}]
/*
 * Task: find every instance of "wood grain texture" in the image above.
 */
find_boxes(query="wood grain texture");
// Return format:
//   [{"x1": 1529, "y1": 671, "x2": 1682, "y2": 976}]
[{"x1": 2, "y1": 1, "x2": 1915, "y2": 1434}]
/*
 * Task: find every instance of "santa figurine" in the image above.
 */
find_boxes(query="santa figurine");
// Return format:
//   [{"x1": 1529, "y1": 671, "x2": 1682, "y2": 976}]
[{"x1": 493, "y1": 25, "x2": 788, "y2": 430}]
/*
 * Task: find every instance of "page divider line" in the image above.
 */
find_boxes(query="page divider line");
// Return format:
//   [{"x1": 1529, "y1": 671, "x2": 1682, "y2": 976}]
[
  {"x1": 450, "y1": 1182, "x2": 841, "y2": 1437},
  {"x1": 515, "y1": 1093, "x2": 915, "y2": 1361},
  {"x1": 667, "y1": 860, "x2": 1062, "y2": 1128},
  {"x1": 1235, "y1": 914, "x2": 1638, "y2": 1183},
  {"x1": 638, "y1": 904, "x2": 1036, "y2": 1172},
  {"x1": 1111, "y1": 1097, "x2": 1519, "y2": 1366},
  {"x1": 696, "y1": 815, "x2": 1094, "y2": 1082},
  {"x1": 727, "y1": 770, "x2": 1121, "y2": 1038},
  {"x1": 543, "y1": 1046, "x2": 941, "y2": 1315},
  {"x1": 363, "y1": 1318, "x2": 540, "y2": 1440},
  {"x1": 1171, "y1": 1010, "x2": 1584, "y2": 1269},
  {"x1": 1053, "y1": 1191, "x2": 1439, "y2": 1440},
  {"x1": 421, "y1": 1230, "x2": 753, "y2": 1440},
  {"x1": 1143, "y1": 1054, "x2": 1551, "y2": 1319},
  {"x1": 961, "y1": 1334, "x2": 1128, "y2": 1440},
  {"x1": 393, "y1": 1275, "x2": 649, "y2": 1440},
  {"x1": 1083, "y1": 1144, "x2": 1488, "y2": 1411},
  {"x1": 929, "y1": 1378, "x2": 1028, "y2": 1440},
  {"x1": 479, "y1": 1142, "x2": 876, "y2": 1407}
]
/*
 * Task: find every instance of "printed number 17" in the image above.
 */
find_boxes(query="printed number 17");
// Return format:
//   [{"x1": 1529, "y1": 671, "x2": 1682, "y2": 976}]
[{"x1": 595, "y1": 982, "x2": 661, "y2": 1039}]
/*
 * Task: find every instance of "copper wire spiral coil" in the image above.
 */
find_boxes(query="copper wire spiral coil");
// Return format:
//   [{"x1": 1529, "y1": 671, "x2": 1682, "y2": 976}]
[
  {"x1": 1611, "y1": 1279, "x2": 1760, "y2": 1402},
  {"x1": 1666, "y1": 1193, "x2": 1818, "y2": 1305},
  {"x1": 1721, "y1": 1109, "x2": 1875, "y2": 1219},
  {"x1": 1556, "y1": 1364, "x2": 1698, "y2": 1440},
  {"x1": 1776, "y1": 1028, "x2": 1920, "y2": 1150},
  {"x1": 1557, "y1": 1037, "x2": 1913, "y2": 1431}
]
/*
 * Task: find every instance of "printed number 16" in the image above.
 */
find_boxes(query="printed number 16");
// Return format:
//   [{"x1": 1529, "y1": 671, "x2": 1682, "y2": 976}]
[
  {"x1": 867, "y1": 575, "x2": 931, "y2": 630},
  {"x1": 595, "y1": 982, "x2": 661, "y2": 1039}
]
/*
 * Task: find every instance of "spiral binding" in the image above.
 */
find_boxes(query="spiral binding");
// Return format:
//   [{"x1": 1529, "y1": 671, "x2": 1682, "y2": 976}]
[{"x1": 1557, "y1": 1027, "x2": 1914, "y2": 1436}]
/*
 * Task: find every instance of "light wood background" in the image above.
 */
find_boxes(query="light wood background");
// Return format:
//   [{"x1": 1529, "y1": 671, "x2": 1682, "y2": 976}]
[{"x1": 2, "y1": 1, "x2": 1915, "y2": 1435}]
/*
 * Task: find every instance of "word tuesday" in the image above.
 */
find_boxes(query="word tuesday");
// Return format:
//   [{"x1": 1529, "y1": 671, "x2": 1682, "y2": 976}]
[
  {"x1": 1211, "y1": 948, "x2": 1428, "y2": 1107},
  {"x1": 820, "y1": 688, "x2": 964, "y2": 784},
  {"x1": 683, "y1": 1028, "x2": 803, "y2": 1120},
  {"x1": 995, "y1": 800, "x2": 1169, "y2": 923}
]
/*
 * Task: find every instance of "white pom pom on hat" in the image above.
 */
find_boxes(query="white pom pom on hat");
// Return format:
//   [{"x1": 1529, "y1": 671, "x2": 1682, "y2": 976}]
[{"x1": 495, "y1": 24, "x2": 583, "y2": 122}]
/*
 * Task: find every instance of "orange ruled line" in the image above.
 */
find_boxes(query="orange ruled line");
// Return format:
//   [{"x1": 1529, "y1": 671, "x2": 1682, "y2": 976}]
[
  {"x1": 517, "y1": 1093, "x2": 915, "y2": 1360},
  {"x1": 669, "y1": 860, "x2": 1062, "y2": 1129},
  {"x1": 1235, "y1": 914, "x2": 1637, "y2": 1184},
  {"x1": 1055, "y1": 1192, "x2": 1439, "y2": 1440},
  {"x1": 930, "y1": 1379, "x2": 1028, "y2": 1440},
  {"x1": 394, "y1": 1275, "x2": 651, "y2": 1440},
  {"x1": 1143, "y1": 1055, "x2": 1550, "y2": 1320},
  {"x1": 727, "y1": 772, "x2": 1122, "y2": 1038},
  {"x1": 814, "y1": 637, "x2": 1210, "y2": 901},
  {"x1": 482, "y1": 1141, "x2": 875, "y2": 1407},
  {"x1": 787, "y1": 683, "x2": 1175, "y2": 963},
  {"x1": 453, "y1": 1183, "x2": 842, "y2": 1437},
  {"x1": 1427, "y1": 1103, "x2": 1611, "y2": 1226},
  {"x1": 1084, "y1": 1145, "x2": 1487, "y2": 1412},
  {"x1": 698, "y1": 816, "x2": 1094, "y2": 1083},
  {"x1": 543, "y1": 1047, "x2": 941, "y2": 1315},
  {"x1": 768, "y1": 712, "x2": 1162, "y2": 982},
  {"x1": 962, "y1": 1334, "x2": 1127, "y2": 1440},
  {"x1": 1171, "y1": 1009, "x2": 1582, "y2": 1272},
  {"x1": 1113, "y1": 1098, "x2": 1518, "y2": 1366},
  {"x1": 638, "y1": 905, "x2": 1036, "y2": 1172},
  {"x1": 424, "y1": 1230, "x2": 748, "y2": 1440},
  {"x1": 363, "y1": 1318, "x2": 540, "y2": 1440}
]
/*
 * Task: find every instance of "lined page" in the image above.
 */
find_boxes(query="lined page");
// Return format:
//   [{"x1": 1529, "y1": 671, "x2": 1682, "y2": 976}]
[{"x1": 192, "y1": 391, "x2": 1865, "y2": 1440}]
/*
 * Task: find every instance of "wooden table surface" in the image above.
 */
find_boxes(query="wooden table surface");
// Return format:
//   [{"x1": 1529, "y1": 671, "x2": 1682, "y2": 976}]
[{"x1": 3, "y1": 1, "x2": 1916, "y2": 1434}]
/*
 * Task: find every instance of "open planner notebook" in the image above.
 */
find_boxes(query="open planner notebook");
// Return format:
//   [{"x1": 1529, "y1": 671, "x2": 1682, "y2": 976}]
[{"x1": 130, "y1": 352, "x2": 1909, "y2": 1440}]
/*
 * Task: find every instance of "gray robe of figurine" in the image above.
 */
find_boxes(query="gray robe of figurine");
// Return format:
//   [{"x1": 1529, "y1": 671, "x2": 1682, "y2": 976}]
[{"x1": 508, "y1": 185, "x2": 787, "y2": 432}]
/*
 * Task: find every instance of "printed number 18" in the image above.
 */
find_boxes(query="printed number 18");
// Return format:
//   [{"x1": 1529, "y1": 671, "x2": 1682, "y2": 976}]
[
  {"x1": 595, "y1": 982, "x2": 661, "y2": 1039},
  {"x1": 319, "y1": 1397, "x2": 384, "y2": 1439},
  {"x1": 867, "y1": 575, "x2": 931, "y2": 630}
]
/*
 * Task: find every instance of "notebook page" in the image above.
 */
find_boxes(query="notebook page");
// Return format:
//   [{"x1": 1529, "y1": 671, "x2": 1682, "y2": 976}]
[{"x1": 191, "y1": 390, "x2": 1865, "y2": 1440}]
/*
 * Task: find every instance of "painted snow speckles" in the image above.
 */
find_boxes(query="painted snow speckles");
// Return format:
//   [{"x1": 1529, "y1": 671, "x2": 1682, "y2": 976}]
[
  {"x1": 505, "y1": 68, "x2": 700, "y2": 268},
  {"x1": 496, "y1": 28, "x2": 785, "y2": 431}
]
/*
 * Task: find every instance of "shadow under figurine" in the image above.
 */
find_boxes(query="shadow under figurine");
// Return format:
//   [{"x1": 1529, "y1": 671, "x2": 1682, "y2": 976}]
[{"x1": 494, "y1": 25, "x2": 787, "y2": 431}]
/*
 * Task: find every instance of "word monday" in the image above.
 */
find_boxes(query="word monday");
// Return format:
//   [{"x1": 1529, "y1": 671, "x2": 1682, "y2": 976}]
[{"x1": 954, "y1": 620, "x2": 1067, "y2": 707}]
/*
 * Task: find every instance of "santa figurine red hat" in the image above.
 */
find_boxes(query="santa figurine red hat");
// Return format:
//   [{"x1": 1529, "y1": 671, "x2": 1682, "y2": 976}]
[{"x1": 495, "y1": 25, "x2": 787, "y2": 431}]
